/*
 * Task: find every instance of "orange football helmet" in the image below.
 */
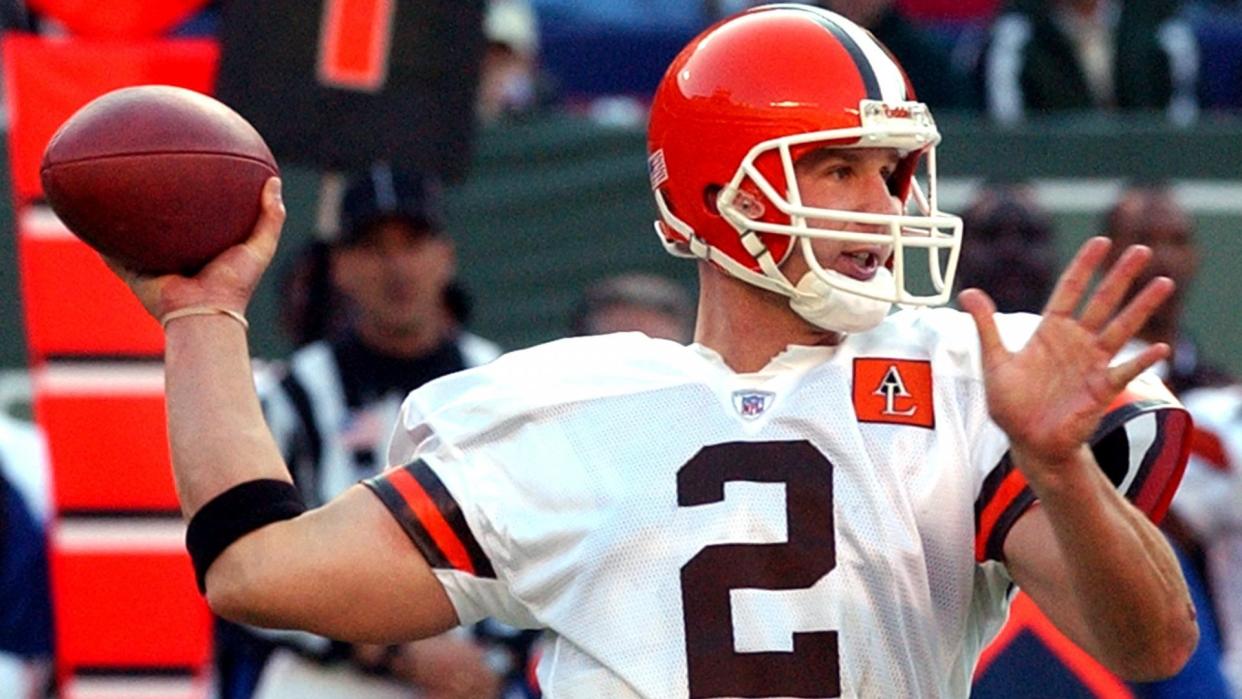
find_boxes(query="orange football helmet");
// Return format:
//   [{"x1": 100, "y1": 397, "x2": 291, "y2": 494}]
[{"x1": 648, "y1": 4, "x2": 962, "y2": 326}]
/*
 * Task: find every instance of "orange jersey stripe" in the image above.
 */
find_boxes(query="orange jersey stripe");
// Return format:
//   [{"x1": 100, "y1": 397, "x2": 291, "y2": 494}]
[
  {"x1": 386, "y1": 467, "x2": 476, "y2": 576},
  {"x1": 975, "y1": 468, "x2": 1030, "y2": 562}
]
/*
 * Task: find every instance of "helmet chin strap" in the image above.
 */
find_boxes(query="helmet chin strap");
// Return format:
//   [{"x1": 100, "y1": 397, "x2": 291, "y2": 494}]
[{"x1": 788, "y1": 267, "x2": 894, "y2": 334}]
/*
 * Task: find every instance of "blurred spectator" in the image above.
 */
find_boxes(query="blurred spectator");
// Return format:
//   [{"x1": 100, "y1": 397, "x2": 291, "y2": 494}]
[
  {"x1": 981, "y1": 0, "x2": 1199, "y2": 124},
  {"x1": 1173, "y1": 384, "x2": 1242, "y2": 697},
  {"x1": 276, "y1": 174, "x2": 489, "y2": 352},
  {"x1": 569, "y1": 272, "x2": 695, "y2": 342},
  {"x1": 480, "y1": 0, "x2": 555, "y2": 122},
  {"x1": 276, "y1": 238, "x2": 339, "y2": 348},
  {"x1": 0, "y1": 413, "x2": 52, "y2": 699},
  {"x1": 816, "y1": 0, "x2": 976, "y2": 108},
  {"x1": 218, "y1": 164, "x2": 522, "y2": 699},
  {"x1": 1104, "y1": 181, "x2": 1232, "y2": 395},
  {"x1": 1104, "y1": 181, "x2": 1235, "y2": 698},
  {"x1": 954, "y1": 182, "x2": 1057, "y2": 312}
]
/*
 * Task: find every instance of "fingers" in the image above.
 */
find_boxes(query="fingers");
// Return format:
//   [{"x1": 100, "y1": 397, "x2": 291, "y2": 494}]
[
  {"x1": 1099, "y1": 276, "x2": 1176, "y2": 353},
  {"x1": 1043, "y1": 237, "x2": 1112, "y2": 317},
  {"x1": 1078, "y1": 244, "x2": 1152, "y2": 331},
  {"x1": 959, "y1": 288, "x2": 1009, "y2": 363},
  {"x1": 1108, "y1": 341, "x2": 1171, "y2": 389}
]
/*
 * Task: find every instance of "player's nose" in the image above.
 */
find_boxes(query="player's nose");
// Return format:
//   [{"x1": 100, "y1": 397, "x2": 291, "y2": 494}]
[{"x1": 860, "y1": 173, "x2": 902, "y2": 216}]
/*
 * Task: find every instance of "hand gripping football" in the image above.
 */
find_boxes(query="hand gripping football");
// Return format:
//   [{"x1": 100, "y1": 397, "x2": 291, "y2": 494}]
[{"x1": 40, "y1": 85, "x2": 279, "y2": 275}]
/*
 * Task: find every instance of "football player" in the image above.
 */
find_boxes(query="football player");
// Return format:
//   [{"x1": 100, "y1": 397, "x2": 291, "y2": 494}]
[{"x1": 105, "y1": 6, "x2": 1197, "y2": 697}]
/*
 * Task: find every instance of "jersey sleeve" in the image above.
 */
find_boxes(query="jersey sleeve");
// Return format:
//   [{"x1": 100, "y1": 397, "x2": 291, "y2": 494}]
[
  {"x1": 970, "y1": 324, "x2": 1193, "y2": 563},
  {"x1": 360, "y1": 367, "x2": 568, "y2": 635},
  {"x1": 363, "y1": 437, "x2": 541, "y2": 628}
]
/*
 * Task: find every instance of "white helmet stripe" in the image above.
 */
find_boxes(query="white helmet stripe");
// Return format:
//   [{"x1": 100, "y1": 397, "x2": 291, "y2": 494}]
[
  {"x1": 827, "y1": 12, "x2": 909, "y2": 102},
  {"x1": 776, "y1": 5, "x2": 908, "y2": 102}
]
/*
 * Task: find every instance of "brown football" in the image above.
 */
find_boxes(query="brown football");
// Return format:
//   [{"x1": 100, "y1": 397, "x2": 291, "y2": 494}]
[{"x1": 39, "y1": 85, "x2": 278, "y2": 275}]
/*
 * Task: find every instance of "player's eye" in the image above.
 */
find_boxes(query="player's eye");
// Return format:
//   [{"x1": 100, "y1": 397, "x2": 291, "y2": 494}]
[{"x1": 827, "y1": 165, "x2": 852, "y2": 181}]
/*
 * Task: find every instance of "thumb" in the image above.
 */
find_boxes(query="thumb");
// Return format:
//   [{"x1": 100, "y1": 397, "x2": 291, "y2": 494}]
[
  {"x1": 959, "y1": 288, "x2": 1008, "y2": 364},
  {"x1": 241, "y1": 177, "x2": 285, "y2": 266}
]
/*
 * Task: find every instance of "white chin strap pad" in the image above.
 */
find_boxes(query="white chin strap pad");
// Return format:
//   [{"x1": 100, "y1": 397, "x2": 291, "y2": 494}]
[{"x1": 789, "y1": 267, "x2": 894, "y2": 334}]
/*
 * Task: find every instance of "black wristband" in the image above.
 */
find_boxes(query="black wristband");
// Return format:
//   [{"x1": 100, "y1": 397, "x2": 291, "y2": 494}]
[{"x1": 185, "y1": 479, "x2": 307, "y2": 594}]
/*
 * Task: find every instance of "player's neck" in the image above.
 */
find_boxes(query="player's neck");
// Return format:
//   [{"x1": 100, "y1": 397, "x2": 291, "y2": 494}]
[{"x1": 694, "y1": 265, "x2": 843, "y2": 373}]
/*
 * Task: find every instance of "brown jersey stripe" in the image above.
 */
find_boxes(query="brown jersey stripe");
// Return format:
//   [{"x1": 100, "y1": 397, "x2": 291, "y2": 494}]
[
  {"x1": 407, "y1": 460, "x2": 497, "y2": 579},
  {"x1": 1090, "y1": 401, "x2": 1191, "y2": 522},
  {"x1": 363, "y1": 468, "x2": 452, "y2": 571},
  {"x1": 364, "y1": 460, "x2": 497, "y2": 578},
  {"x1": 1130, "y1": 408, "x2": 1191, "y2": 523},
  {"x1": 974, "y1": 454, "x2": 1036, "y2": 563}
]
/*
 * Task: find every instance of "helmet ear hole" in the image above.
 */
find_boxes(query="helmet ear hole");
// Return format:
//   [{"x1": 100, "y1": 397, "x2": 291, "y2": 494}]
[{"x1": 703, "y1": 185, "x2": 723, "y2": 215}]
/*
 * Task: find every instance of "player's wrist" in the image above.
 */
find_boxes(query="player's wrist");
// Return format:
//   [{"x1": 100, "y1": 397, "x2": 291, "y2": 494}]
[
  {"x1": 160, "y1": 306, "x2": 249, "y2": 332},
  {"x1": 1010, "y1": 443, "x2": 1097, "y2": 495}
]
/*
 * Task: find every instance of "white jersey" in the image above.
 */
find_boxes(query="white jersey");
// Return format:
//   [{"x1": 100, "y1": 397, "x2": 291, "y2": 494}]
[
  {"x1": 364, "y1": 309, "x2": 1188, "y2": 699},
  {"x1": 1170, "y1": 385, "x2": 1242, "y2": 696}
]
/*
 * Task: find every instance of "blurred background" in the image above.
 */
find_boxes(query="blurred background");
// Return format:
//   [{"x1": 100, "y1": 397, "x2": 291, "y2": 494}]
[{"x1": 4, "y1": 0, "x2": 1242, "y2": 697}]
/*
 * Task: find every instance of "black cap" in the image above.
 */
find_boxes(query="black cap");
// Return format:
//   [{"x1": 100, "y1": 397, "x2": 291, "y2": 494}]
[{"x1": 338, "y1": 164, "x2": 445, "y2": 244}]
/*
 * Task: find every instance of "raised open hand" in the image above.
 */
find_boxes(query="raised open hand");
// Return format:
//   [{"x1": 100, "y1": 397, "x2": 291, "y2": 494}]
[
  {"x1": 959, "y1": 237, "x2": 1174, "y2": 477},
  {"x1": 103, "y1": 177, "x2": 285, "y2": 323}
]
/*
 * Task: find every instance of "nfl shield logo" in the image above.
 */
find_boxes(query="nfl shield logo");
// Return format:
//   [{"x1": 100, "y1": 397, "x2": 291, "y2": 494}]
[{"x1": 732, "y1": 390, "x2": 775, "y2": 419}]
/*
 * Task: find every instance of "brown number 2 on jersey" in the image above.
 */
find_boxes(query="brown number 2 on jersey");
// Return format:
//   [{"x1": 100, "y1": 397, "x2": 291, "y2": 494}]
[{"x1": 678, "y1": 440, "x2": 840, "y2": 698}]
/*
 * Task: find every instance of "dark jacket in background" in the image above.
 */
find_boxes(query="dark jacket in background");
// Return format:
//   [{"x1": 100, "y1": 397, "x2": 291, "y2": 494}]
[{"x1": 981, "y1": 0, "x2": 1198, "y2": 122}]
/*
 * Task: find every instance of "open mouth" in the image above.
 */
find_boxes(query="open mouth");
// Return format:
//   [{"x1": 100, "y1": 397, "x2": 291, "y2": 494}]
[{"x1": 834, "y1": 248, "x2": 887, "y2": 281}]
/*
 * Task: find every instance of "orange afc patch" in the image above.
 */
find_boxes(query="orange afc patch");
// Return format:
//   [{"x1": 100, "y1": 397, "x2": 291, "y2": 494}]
[{"x1": 853, "y1": 358, "x2": 934, "y2": 428}]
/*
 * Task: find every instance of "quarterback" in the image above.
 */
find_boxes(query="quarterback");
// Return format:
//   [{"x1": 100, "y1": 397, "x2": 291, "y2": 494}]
[{"x1": 106, "y1": 6, "x2": 1196, "y2": 698}]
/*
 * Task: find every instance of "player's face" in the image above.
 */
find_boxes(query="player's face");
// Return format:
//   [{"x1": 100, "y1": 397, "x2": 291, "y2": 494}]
[
  {"x1": 1113, "y1": 199, "x2": 1197, "y2": 288},
  {"x1": 782, "y1": 147, "x2": 903, "y2": 283},
  {"x1": 1108, "y1": 192, "x2": 1198, "y2": 325},
  {"x1": 332, "y1": 220, "x2": 456, "y2": 335}
]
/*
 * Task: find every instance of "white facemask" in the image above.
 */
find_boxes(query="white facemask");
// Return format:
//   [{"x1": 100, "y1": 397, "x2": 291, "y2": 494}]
[{"x1": 788, "y1": 267, "x2": 894, "y2": 334}]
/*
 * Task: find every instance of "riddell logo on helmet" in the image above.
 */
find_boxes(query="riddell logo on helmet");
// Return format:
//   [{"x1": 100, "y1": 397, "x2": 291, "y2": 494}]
[{"x1": 882, "y1": 105, "x2": 912, "y2": 119}]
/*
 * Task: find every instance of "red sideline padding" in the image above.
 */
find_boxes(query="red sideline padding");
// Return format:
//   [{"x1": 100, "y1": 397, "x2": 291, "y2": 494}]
[
  {"x1": 18, "y1": 207, "x2": 163, "y2": 358},
  {"x1": 33, "y1": 362, "x2": 177, "y2": 512},
  {"x1": 27, "y1": 0, "x2": 209, "y2": 39},
  {"x1": 50, "y1": 518, "x2": 211, "y2": 677},
  {"x1": 2, "y1": 34, "x2": 217, "y2": 206}
]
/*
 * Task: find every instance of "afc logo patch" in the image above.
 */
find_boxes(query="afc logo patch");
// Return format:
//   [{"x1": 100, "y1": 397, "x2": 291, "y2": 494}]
[{"x1": 852, "y1": 358, "x2": 934, "y2": 428}]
